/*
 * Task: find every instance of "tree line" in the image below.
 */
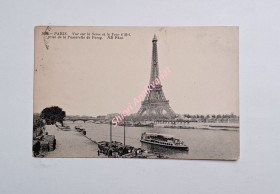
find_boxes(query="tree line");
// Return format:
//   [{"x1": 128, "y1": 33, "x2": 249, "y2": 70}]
[
  {"x1": 33, "y1": 106, "x2": 66, "y2": 135},
  {"x1": 182, "y1": 113, "x2": 239, "y2": 119}
]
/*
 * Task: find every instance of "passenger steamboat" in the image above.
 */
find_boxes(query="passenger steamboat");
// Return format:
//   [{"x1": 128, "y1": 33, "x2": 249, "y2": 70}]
[{"x1": 140, "y1": 132, "x2": 189, "y2": 151}]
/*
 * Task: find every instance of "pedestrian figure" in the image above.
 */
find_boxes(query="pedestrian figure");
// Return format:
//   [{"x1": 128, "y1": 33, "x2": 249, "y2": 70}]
[
  {"x1": 97, "y1": 150, "x2": 100, "y2": 156},
  {"x1": 108, "y1": 149, "x2": 112, "y2": 157}
]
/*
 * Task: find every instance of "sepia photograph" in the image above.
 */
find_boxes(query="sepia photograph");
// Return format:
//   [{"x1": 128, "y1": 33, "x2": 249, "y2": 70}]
[{"x1": 33, "y1": 26, "x2": 239, "y2": 160}]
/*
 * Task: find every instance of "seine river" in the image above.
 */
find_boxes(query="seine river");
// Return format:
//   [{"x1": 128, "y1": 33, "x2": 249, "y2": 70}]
[{"x1": 65, "y1": 122, "x2": 239, "y2": 160}]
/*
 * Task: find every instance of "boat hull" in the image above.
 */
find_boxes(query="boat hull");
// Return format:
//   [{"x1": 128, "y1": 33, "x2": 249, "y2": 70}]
[{"x1": 140, "y1": 140, "x2": 189, "y2": 151}]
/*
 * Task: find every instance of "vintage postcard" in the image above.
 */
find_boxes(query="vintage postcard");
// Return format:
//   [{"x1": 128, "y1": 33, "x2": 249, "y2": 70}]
[{"x1": 33, "y1": 26, "x2": 239, "y2": 160}]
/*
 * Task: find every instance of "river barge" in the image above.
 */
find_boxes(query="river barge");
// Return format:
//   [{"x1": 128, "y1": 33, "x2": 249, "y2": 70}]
[{"x1": 140, "y1": 132, "x2": 189, "y2": 151}]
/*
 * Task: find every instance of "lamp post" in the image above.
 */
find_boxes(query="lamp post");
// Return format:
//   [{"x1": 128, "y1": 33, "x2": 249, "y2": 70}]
[
  {"x1": 123, "y1": 117, "x2": 126, "y2": 145},
  {"x1": 110, "y1": 121, "x2": 112, "y2": 143}
]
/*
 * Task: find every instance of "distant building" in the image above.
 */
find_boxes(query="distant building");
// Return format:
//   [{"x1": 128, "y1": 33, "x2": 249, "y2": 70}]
[
  {"x1": 107, "y1": 113, "x2": 119, "y2": 119},
  {"x1": 97, "y1": 115, "x2": 106, "y2": 120}
]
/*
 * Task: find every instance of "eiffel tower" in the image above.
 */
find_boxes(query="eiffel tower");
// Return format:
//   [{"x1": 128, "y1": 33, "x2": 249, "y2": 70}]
[{"x1": 137, "y1": 35, "x2": 176, "y2": 119}]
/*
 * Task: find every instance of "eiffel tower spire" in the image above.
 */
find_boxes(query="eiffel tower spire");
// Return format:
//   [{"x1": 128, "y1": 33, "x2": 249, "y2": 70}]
[
  {"x1": 150, "y1": 34, "x2": 159, "y2": 84},
  {"x1": 137, "y1": 35, "x2": 176, "y2": 119}
]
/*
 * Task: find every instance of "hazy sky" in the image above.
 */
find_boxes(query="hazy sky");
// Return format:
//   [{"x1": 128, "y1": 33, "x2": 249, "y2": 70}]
[{"x1": 34, "y1": 26, "x2": 239, "y2": 116}]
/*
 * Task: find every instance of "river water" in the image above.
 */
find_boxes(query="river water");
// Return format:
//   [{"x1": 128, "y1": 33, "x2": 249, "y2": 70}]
[{"x1": 65, "y1": 122, "x2": 239, "y2": 160}]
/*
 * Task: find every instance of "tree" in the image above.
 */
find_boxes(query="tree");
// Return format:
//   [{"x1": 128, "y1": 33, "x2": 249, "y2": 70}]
[
  {"x1": 33, "y1": 118, "x2": 44, "y2": 131},
  {"x1": 33, "y1": 114, "x2": 45, "y2": 138},
  {"x1": 40, "y1": 106, "x2": 66, "y2": 125},
  {"x1": 184, "y1": 114, "x2": 191, "y2": 118}
]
